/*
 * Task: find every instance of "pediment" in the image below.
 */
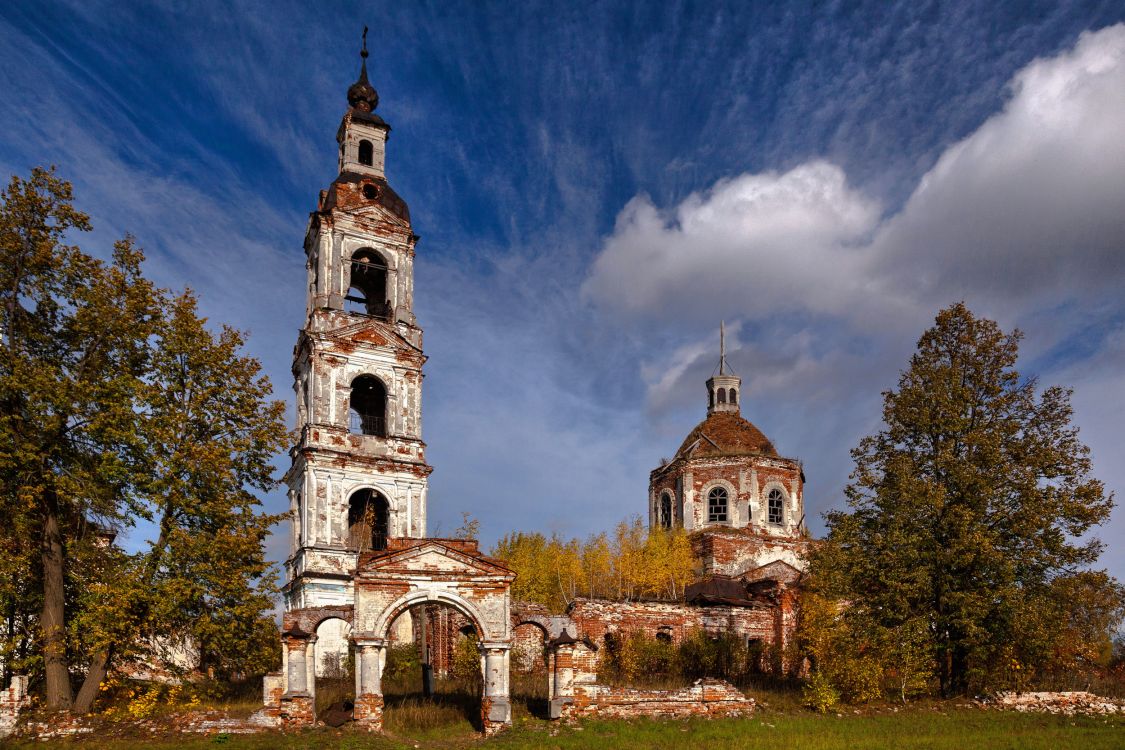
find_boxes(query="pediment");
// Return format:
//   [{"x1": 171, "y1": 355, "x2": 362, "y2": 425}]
[
  {"x1": 324, "y1": 318, "x2": 421, "y2": 354},
  {"x1": 742, "y1": 559, "x2": 803, "y2": 584},
  {"x1": 358, "y1": 540, "x2": 514, "y2": 580}
]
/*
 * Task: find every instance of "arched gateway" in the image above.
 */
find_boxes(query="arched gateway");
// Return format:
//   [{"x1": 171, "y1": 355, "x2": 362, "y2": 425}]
[{"x1": 272, "y1": 538, "x2": 515, "y2": 734}]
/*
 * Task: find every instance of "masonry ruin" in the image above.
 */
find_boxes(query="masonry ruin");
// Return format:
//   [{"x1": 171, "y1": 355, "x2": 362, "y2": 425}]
[{"x1": 261, "y1": 35, "x2": 808, "y2": 734}]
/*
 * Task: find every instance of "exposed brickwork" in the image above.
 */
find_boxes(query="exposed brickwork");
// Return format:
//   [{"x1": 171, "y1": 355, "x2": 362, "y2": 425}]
[
  {"x1": 0, "y1": 676, "x2": 29, "y2": 739},
  {"x1": 567, "y1": 680, "x2": 755, "y2": 720},
  {"x1": 548, "y1": 638, "x2": 753, "y2": 721},
  {"x1": 277, "y1": 695, "x2": 315, "y2": 730},
  {"x1": 568, "y1": 597, "x2": 778, "y2": 649},
  {"x1": 352, "y1": 693, "x2": 384, "y2": 729}
]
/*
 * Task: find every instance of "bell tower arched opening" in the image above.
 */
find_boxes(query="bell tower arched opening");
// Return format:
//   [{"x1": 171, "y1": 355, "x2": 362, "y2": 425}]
[
  {"x1": 345, "y1": 249, "x2": 390, "y2": 320},
  {"x1": 348, "y1": 489, "x2": 390, "y2": 552},
  {"x1": 349, "y1": 374, "x2": 387, "y2": 437}
]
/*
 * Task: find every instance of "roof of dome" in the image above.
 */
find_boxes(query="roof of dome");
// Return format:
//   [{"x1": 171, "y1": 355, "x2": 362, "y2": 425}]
[
  {"x1": 347, "y1": 27, "x2": 379, "y2": 113},
  {"x1": 675, "y1": 411, "x2": 776, "y2": 459}
]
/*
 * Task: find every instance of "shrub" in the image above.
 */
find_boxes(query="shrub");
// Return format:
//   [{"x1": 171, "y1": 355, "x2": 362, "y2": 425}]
[
  {"x1": 451, "y1": 633, "x2": 482, "y2": 684},
  {"x1": 802, "y1": 670, "x2": 840, "y2": 713}
]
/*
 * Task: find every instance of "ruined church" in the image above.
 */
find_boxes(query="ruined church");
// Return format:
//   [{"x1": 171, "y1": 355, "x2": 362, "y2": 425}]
[{"x1": 262, "y1": 38, "x2": 807, "y2": 731}]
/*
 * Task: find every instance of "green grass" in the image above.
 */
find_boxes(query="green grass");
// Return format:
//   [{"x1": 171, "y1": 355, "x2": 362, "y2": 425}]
[{"x1": 6, "y1": 704, "x2": 1123, "y2": 750}]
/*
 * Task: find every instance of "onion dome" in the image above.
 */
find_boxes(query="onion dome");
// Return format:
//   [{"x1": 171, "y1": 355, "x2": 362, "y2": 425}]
[{"x1": 347, "y1": 26, "x2": 379, "y2": 112}]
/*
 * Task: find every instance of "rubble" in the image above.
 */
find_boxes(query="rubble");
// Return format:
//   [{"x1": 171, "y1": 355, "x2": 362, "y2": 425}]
[{"x1": 984, "y1": 691, "x2": 1125, "y2": 715}]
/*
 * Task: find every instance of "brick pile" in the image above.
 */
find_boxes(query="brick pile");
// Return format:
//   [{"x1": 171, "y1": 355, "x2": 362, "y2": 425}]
[{"x1": 987, "y1": 691, "x2": 1125, "y2": 715}]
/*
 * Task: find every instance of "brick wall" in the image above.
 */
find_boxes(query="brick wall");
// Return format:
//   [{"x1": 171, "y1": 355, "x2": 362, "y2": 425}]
[
  {"x1": 568, "y1": 597, "x2": 779, "y2": 648},
  {"x1": 567, "y1": 679, "x2": 755, "y2": 720}
]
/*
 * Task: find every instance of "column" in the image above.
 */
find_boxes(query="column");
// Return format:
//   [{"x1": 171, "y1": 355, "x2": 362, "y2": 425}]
[
  {"x1": 354, "y1": 638, "x2": 386, "y2": 695},
  {"x1": 283, "y1": 635, "x2": 309, "y2": 696},
  {"x1": 352, "y1": 638, "x2": 386, "y2": 729},
  {"x1": 305, "y1": 636, "x2": 318, "y2": 700},
  {"x1": 480, "y1": 642, "x2": 511, "y2": 728}
]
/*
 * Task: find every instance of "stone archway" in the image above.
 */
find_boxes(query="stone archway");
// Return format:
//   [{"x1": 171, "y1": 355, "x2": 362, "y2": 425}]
[{"x1": 349, "y1": 538, "x2": 515, "y2": 734}]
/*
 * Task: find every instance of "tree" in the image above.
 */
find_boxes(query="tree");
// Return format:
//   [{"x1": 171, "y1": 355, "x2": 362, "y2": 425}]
[
  {"x1": 815, "y1": 302, "x2": 1121, "y2": 695},
  {"x1": 0, "y1": 168, "x2": 286, "y2": 710},
  {"x1": 492, "y1": 517, "x2": 699, "y2": 611}
]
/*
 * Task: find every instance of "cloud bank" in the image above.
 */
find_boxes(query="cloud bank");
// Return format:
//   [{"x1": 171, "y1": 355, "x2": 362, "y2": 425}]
[{"x1": 584, "y1": 25, "x2": 1125, "y2": 337}]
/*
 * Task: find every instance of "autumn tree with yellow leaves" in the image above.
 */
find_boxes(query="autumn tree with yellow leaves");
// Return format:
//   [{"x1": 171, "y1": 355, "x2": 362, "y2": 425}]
[
  {"x1": 492, "y1": 516, "x2": 697, "y2": 612},
  {"x1": 0, "y1": 169, "x2": 286, "y2": 711}
]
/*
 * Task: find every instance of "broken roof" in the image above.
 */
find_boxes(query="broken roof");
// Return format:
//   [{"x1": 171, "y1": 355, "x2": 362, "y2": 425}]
[{"x1": 676, "y1": 411, "x2": 776, "y2": 459}]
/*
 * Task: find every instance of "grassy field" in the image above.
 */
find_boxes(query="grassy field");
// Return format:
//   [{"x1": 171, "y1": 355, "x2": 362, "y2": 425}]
[{"x1": 6, "y1": 701, "x2": 1123, "y2": 750}]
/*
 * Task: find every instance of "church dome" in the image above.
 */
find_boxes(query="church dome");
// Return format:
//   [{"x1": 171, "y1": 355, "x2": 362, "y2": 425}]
[
  {"x1": 676, "y1": 411, "x2": 776, "y2": 458},
  {"x1": 347, "y1": 28, "x2": 379, "y2": 112}
]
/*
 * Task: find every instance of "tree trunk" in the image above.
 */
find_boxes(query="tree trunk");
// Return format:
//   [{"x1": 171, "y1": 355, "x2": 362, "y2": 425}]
[
  {"x1": 41, "y1": 498, "x2": 73, "y2": 709},
  {"x1": 73, "y1": 650, "x2": 110, "y2": 714}
]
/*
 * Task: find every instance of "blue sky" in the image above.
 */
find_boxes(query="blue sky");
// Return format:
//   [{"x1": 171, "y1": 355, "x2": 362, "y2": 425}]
[{"x1": 2, "y1": 1, "x2": 1124, "y2": 583}]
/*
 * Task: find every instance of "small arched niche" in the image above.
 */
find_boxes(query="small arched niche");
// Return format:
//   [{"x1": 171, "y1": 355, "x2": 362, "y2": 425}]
[
  {"x1": 349, "y1": 374, "x2": 387, "y2": 436},
  {"x1": 345, "y1": 249, "x2": 390, "y2": 320},
  {"x1": 348, "y1": 488, "x2": 390, "y2": 552},
  {"x1": 358, "y1": 139, "x2": 374, "y2": 166}
]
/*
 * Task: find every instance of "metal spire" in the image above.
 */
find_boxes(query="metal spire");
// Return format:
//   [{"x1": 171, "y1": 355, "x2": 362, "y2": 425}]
[{"x1": 719, "y1": 321, "x2": 727, "y2": 375}]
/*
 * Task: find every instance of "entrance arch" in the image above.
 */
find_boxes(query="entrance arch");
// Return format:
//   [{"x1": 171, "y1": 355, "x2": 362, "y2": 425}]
[{"x1": 349, "y1": 538, "x2": 515, "y2": 734}]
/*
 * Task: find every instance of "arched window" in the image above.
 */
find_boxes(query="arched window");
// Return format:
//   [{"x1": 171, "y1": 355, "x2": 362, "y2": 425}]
[
  {"x1": 707, "y1": 486, "x2": 728, "y2": 523},
  {"x1": 348, "y1": 489, "x2": 389, "y2": 552},
  {"x1": 717, "y1": 388, "x2": 727, "y2": 403},
  {"x1": 729, "y1": 388, "x2": 737, "y2": 405},
  {"x1": 349, "y1": 374, "x2": 387, "y2": 436},
  {"x1": 660, "y1": 493, "x2": 673, "y2": 529},
  {"x1": 709, "y1": 390, "x2": 714, "y2": 408},
  {"x1": 768, "y1": 488, "x2": 784, "y2": 525},
  {"x1": 358, "y1": 139, "x2": 374, "y2": 166},
  {"x1": 345, "y1": 249, "x2": 390, "y2": 319}
]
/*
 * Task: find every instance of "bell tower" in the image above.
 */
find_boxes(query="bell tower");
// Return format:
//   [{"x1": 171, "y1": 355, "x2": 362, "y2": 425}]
[{"x1": 284, "y1": 33, "x2": 431, "y2": 609}]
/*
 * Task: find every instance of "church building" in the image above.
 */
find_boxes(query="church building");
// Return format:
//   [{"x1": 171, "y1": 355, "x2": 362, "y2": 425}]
[{"x1": 648, "y1": 325, "x2": 807, "y2": 583}]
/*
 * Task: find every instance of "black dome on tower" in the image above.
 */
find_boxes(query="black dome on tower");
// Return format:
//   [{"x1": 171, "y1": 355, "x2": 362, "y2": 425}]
[{"x1": 347, "y1": 27, "x2": 379, "y2": 112}]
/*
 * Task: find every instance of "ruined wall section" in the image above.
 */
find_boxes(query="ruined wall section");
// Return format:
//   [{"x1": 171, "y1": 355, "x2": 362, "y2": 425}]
[
  {"x1": 693, "y1": 527, "x2": 807, "y2": 578},
  {"x1": 567, "y1": 598, "x2": 778, "y2": 648}
]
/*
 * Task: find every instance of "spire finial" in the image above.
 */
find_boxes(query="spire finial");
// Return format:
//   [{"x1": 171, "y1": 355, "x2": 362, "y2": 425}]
[
  {"x1": 347, "y1": 25, "x2": 379, "y2": 112},
  {"x1": 719, "y1": 321, "x2": 727, "y2": 375}
]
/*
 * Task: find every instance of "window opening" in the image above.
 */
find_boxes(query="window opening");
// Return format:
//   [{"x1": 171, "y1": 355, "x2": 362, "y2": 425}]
[
  {"x1": 717, "y1": 388, "x2": 727, "y2": 403},
  {"x1": 768, "y1": 488, "x2": 784, "y2": 525},
  {"x1": 707, "y1": 487, "x2": 728, "y2": 523},
  {"x1": 344, "y1": 249, "x2": 390, "y2": 320},
  {"x1": 660, "y1": 493, "x2": 673, "y2": 529},
  {"x1": 729, "y1": 388, "x2": 737, "y2": 405},
  {"x1": 358, "y1": 139, "x2": 374, "y2": 166},
  {"x1": 348, "y1": 489, "x2": 389, "y2": 552},
  {"x1": 349, "y1": 374, "x2": 387, "y2": 436}
]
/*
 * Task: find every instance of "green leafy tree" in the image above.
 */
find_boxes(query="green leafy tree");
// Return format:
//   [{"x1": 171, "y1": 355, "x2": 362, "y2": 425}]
[
  {"x1": 815, "y1": 303, "x2": 1121, "y2": 696},
  {"x1": 0, "y1": 168, "x2": 286, "y2": 710}
]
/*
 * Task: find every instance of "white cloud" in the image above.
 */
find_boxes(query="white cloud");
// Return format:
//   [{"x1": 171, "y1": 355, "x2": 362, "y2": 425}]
[
  {"x1": 582, "y1": 161, "x2": 882, "y2": 323},
  {"x1": 584, "y1": 24, "x2": 1125, "y2": 335}
]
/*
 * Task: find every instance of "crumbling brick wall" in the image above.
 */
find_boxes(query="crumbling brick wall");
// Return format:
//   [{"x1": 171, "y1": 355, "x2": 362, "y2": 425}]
[
  {"x1": 568, "y1": 597, "x2": 778, "y2": 648},
  {"x1": 0, "y1": 676, "x2": 29, "y2": 739},
  {"x1": 568, "y1": 679, "x2": 755, "y2": 719}
]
